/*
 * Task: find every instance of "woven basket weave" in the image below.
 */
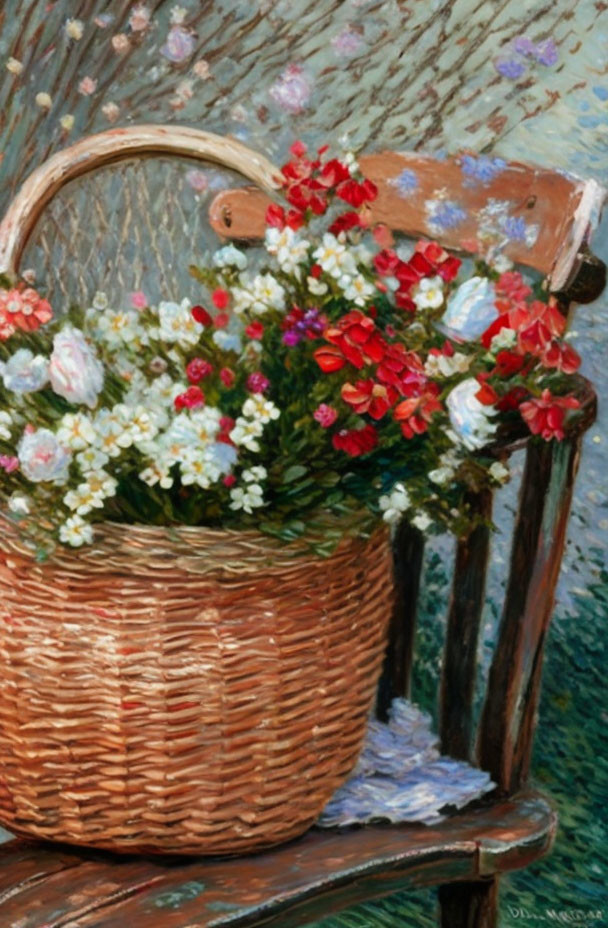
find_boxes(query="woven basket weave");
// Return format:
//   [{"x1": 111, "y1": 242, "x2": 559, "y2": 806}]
[{"x1": 0, "y1": 520, "x2": 392, "y2": 855}]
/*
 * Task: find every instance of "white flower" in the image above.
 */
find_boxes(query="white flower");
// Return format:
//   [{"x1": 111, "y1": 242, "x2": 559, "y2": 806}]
[
  {"x1": 424, "y1": 351, "x2": 471, "y2": 378},
  {"x1": 489, "y1": 328, "x2": 517, "y2": 353},
  {"x1": 243, "y1": 465, "x2": 267, "y2": 483},
  {"x1": 127, "y1": 405, "x2": 159, "y2": 445},
  {"x1": 241, "y1": 396, "x2": 280, "y2": 424},
  {"x1": 414, "y1": 276, "x2": 445, "y2": 310},
  {"x1": 76, "y1": 447, "x2": 109, "y2": 473},
  {"x1": 59, "y1": 515, "x2": 93, "y2": 547},
  {"x1": 0, "y1": 410, "x2": 12, "y2": 441},
  {"x1": 60, "y1": 114, "x2": 75, "y2": 132},
  {"x1": 491, "y1": 253, "x2": 513, "y2": 274},
  {"x1": 18, "y1": 429, "x2": 71, "y2": 483},
  {"x1": 96, "y1": 309, "x2": 143, "y2": 348},
  {"x1": 340, "y1": 274, "x2": 375, "y2": 306},
  {"x1": 6, "y1": 58, "x2": 23, "y2": 75},
  {"x1": 429, "y1": 451, "x2": 461, "y2": 486},
  {"x1": 140, "y1": 463, "x2": 174, "y2": 489},
  {"x1": 265, "y1": 226, "x2": 310, "y2": 276},
  {"x1": 248, "y1": 274, "x2": 286, "y2": 314},
  {"x1": 35, "y1": 92, "x2": 52, "y2": 109},
  {"x1": 446, "y1": 378, "x2": 498, "y2": 450},
  {"x1": 8, "y1": 493, "x2": 31, "y2": 515},
  {"x1": 206, "y1": 441, "x2": 237, "y2": 473},
  {"x1": 440, "y1": 276, "x2": 498, "y2": 341},
  {"x1": 313, "y1": 233, "x2": 357, "y2": 279},
  {"x1": 0, "y1": 349, "x2": 49, "y2": 393},
  {"x1": 158, "y1": 298, "x2": 200, "y2": 345},
  {"x1": 213, "y1": 244, "x2": 248, "y2": 270},
  {"x1": 489, "y1": 460, "x2": 510, "y2": 484},
  {"x1": 307, "y1": 275, "x2": 328, "y2": 296},
  {"x1": 229, "y1": 483, "x2": 265, "y2": 514},
  {"x1": 49, "y1": 326, "x2": 104, "y2": 409},
  {"x1": 64, "y1": 484, "x2": 104, "y2": 516},
  {"x1": 411, "y1": 511, "x2": 433, "y2": 532},
  {"x1": 93, "y1": 406, "x2": 133, "y2": 457},
  {"x1": 379, "y1": 483, "x2": 411, "y2": 524},
  {"x1": 229, "y1": 416, "x2": 264, "y2": 452},
  {"x1": 57, "y1": 413, "x2": 96, "y2": 450},
  {"x1": 65, "y1": 18, "x2": 84, "y2": 39},
  {"x1": 92, "y1": 291, "x2": 109, "y2": 310}
]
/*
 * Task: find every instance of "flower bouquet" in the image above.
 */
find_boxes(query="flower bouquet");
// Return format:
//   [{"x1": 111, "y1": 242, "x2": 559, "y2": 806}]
[
  {"x1": 0, "y1": 140, "x2": 584, "y2": 855},
  {"x1": 0, "y1": 144, "x2": 582, "y2": 553}
]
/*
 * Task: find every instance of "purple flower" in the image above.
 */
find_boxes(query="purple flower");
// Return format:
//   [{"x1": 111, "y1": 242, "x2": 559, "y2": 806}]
[
  {"x1": 534, "y1": 39, "x2": 558, "y2": 67},
  {"x1": 512, "y1": 35, "x2": 536, "y2": 57},
  {"x1": 269, "y1": 64, "x2": 311, "y2": 114},
  {"x1": 282, "y1": 330, "x2": 301, "y2": 347},
  {"x1": 390, "y1": 168, "x2": 419, "y2": 197},
  {"x1": 426, "y1": 199, "x2": 467, "y2": 233},
  {"x1": 502, "y1": 216, "x2": 528, "y2": 241},
  {"x1": 494, "y1": 57, "x2": 527, "y2": 80},
  {"x1": 460, "y1": 155, "x2": 507, "y2": 184}
]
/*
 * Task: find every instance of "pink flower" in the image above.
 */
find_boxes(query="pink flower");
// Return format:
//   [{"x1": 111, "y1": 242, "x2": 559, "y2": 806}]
[
  {"x1": 330, "y1": 26, "x2": 364, "y2": 57},
  {"x1": 161, "y1": 25, "x2": 195, "y2": 63},
  {"x1": 78, "y1": 76, "x2": 97, "y2": 96},
  {"x1": 0, "y1": 455, "x2": 19, "y2": 473},
  {"x1": 130, "y1": 291, "x2": 147, "y2": 309},
  {"x1": 185, "y1": 169, "x2": 209, "y2": 193},
  {"x1": 18, "y1": 429, "x2": 70, "y2": 483},
  {"x1": 246, "y1": 372, "x2": 269, "y2": 394},
  {"x1": 102, "y1": 102, "x2": 120, "y2": 123},
  {"x1": 129, "y1": 4, "x2": 151, "y2": 31},
  {"x1": 49, "y1": 326, "x2": 104, "y2": 409},
  {"x1": 269, "y1": 64, "x2": 311, "y2": 114},
  {"x1": 313, "y1": 404, "x2": 338, "y2": 428}
]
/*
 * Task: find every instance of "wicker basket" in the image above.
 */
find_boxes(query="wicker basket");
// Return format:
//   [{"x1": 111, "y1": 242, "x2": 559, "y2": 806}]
[
  {"x1": 0, "y1": 127, "x2": 393, "y2": 855},
  {"x1": 0, "y1": 521, "x2": 392, "y2": 854}
]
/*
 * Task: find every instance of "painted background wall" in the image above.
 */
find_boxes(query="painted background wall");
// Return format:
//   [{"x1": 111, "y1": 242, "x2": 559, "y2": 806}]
[{"x1": 0, "y1": 1, "x2": 606, "y2": 924}]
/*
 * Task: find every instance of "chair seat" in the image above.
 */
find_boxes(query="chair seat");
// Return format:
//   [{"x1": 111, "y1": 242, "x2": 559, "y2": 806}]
[{"x1": 0, "y1": 791, "x2": 555, "y2": 927}]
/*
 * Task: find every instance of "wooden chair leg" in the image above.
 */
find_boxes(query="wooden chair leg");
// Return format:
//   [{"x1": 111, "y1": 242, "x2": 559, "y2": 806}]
[{"x1": 438, "y1": 878, "x2": 499, "y2": 928}]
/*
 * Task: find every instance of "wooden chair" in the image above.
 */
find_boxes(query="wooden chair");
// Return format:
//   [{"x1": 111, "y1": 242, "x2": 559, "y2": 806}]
[{"x1": 0, "y1": 126, "x2": 605, "y2": 928}]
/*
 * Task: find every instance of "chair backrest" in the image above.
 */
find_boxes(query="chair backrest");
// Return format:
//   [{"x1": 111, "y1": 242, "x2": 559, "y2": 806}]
[{"x1": 0, "y1": 125, "x2": 604, "y2": 796}]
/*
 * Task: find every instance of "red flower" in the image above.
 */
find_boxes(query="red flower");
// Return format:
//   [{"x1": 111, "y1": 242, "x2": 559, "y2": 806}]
[
  {"x1": 341, "y1": 379, "x2": 398, "y2": 420},
  {"x1": 376, "y1": 344, "x2": 425, "y2": 397},
  {"x1": 393, "y1": 386, "x2": 442, "y2": 439},
  {"x1": 223, "y1": 474, "x2": 237, "y2": 488},
  {"x1": 290, "y1": 139, "x2": 308, "y2": 158},
  {"x1": 332, "y1": 424, "x2": 378, "y2": 456},
  {"x1": 220, "y1": 367, "x2": 235, "y2": 387},
  {"x1": 540, "y1": 340, "x2": 580, "y2": 374},
  {"x1": 374, "y1": 249, "x2": 400, "y2": 276},
  {"x1": 211, "y1": 288, "x2": 230, "y2": 309},
  {"x1": 497, "y1": 386, "x2": 528, "y2": 412},
  {"x1": 335, "y1": 177, "x2": 378, "y2": 208},
  {"x1": 0, "y1": 286, "x2": 53, "y2": 339},
  {"x1": 174, "y1": 386, "x2": 205, "y2": 410},
  {"x1": 319, "y1": 158, "x2": 351, "y2": 187},
  {"x1": 496, "y1": 271, "x2": 532, "y2": 302},
  {"x1": 214, "y1": 312, "x2": 230, "y2": 328},
  {"x1": 520, "y1": 390, "x2": 580, "y2": 441},
  {"x1": 309, "y1": 263, "x2": 323, "y2": 279},
  {"x1": 494, "y1": 350, "x2": 526, "y2": 377},
  {"x1": 186, "y1": 358, "x2": 213, "y2": 383},
  {"x1": 191, "y1": 305, "x2": 212, "y2": 326},
  {"x1": 265, "y1": 203, "x2": 286, "y2": 228},
  {"x1": 329, "y1": 211, "x2": 362, "y2": 235},
  {"x1": 245, "y1": 320, "x2": 264, "y2": 339},
  {"x1": 314, "y1": 311, "x2": 387, "y2": 372}
]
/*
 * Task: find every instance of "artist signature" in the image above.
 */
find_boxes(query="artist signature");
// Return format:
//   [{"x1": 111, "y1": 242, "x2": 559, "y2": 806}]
[{"x1": 507, "y1": 907, "x2": 605, "y2": 924}]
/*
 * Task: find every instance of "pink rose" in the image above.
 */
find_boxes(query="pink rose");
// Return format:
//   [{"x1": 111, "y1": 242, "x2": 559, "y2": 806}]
[
  {"x1": 49, "y1": 326, "x2": 104, "y2": 409},
  {"x1": 18, "y1": 429, "x2": 71, "y2": 483}
]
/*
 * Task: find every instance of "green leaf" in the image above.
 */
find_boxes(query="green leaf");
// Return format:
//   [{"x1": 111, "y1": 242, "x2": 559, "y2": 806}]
[{"x1": 282, "y1": 464, "x2": 308, "y2": 483}]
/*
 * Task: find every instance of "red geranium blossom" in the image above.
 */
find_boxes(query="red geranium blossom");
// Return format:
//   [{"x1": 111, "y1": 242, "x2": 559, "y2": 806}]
[
  {"x1": 332, "y1": 423, "x2": 378, "y2": 456},
  {"x1": 315, "y1": 310, "x2": 387, "y2": 372},
  {"x1": 393, "y1": 385, "x2": 442, "y2": 439},
  {"x1": 174, "y1": 386, "x2": 205, "y2": 410},
  {"x1": 186, "y1": 358, "x2": 213, "y2": 384},
  {"x1": 211, "y1": 288, "x2": 230, "y2": 309},
  {"x1": 520, "y1": 390, "x2": 580, "y2": 441},
  {"x1": 0, "y1": 286, "x2": 52, "y2": 339},
  {"x1": 341, "y1": 379, "x2": 398, "y2": 420}
]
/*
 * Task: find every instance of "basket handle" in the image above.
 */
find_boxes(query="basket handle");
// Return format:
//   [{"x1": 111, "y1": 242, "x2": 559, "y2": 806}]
[{"x1": 0, "y1": 124, "x2": 281, "y2": 278}]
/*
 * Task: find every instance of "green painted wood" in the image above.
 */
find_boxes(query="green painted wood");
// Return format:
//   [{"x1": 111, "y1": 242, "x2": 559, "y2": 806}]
[{"x1": 0, "y1": 792, "x2": 556, "y2": 927}]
